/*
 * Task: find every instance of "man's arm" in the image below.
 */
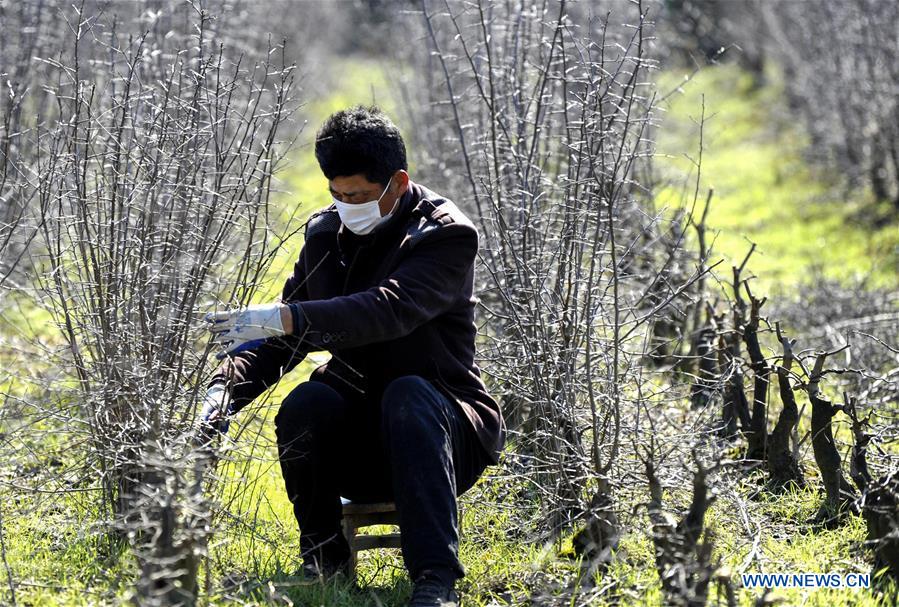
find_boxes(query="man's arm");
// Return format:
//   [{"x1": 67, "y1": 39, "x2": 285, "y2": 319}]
[
  {"x1": 293, "y1": 223, "x2": 477, "y2": 351},
  {"x1": 206, "y1": 249, "x2": 311, "y2": 413}
]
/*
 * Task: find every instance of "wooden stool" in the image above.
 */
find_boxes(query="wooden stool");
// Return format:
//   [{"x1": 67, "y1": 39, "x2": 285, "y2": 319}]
[{"x1": 340, "y1": 498, "x2": 402, "y2": 581}]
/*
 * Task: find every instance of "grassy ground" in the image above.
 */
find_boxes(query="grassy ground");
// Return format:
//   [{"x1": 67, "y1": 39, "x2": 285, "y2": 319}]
[
  {"x1": 655, "y1": 65, "x2": 899, "y2": 295},
  {"x1": 2, "y1": 60, "x2": 897, "y2": 605}
]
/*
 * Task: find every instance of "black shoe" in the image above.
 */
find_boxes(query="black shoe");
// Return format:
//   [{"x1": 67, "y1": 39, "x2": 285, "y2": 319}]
[{"x1": 408, "y1": 570, "x2": 459, "y2": 607}]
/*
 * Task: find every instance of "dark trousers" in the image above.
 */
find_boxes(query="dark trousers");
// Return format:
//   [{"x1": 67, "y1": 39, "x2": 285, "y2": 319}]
[{"x1": 273, "y1": 375, "x2": 489, "y2": 582}]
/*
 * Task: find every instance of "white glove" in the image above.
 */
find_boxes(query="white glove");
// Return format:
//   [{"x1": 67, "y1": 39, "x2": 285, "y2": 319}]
[
  {"x1": 205, "y1": 303, "x2": 285, "y2": 359},
  {"x1": 199, "y1": 384, "x2": 232, "y2": 434}
]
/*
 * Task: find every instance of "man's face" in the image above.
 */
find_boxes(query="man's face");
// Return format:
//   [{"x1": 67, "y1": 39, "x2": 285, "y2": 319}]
[{"x1": 329, "y1": 171, "x2": 408, "y2": 217}]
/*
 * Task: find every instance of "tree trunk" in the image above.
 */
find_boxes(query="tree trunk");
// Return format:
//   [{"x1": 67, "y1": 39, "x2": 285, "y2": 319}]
[
  {"x1": 846, "y1": 398, "x2": 899, "y2": 579},
  {"x1": 742, "y1": 295, "x2": 769, "y2": 462},
  {"x1": 766, "y1": 330, "x2": 805, "y2": 490},
  {"x1": 809, "y1": 394, "x2": 855, "y2": 525},
  {"x1": 690, "y1": 324, "x2": 719, "y2": 410}
]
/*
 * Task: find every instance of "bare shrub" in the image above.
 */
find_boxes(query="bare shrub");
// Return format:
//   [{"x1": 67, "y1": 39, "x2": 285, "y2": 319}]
[
  {"x1": 408, "y1": 5, "x2": 719, "y2": 583},
  {"x1": 847, "y1": 398, "x2": 899, "y2": 581},
  {"x1": 763, "y1": 0, "x2": 899, "y2": 209},
  {"x1": 644, "y1": 451, "x2": 724, "y2": 607},
  {"x1": 0, "y1": 0, "x2": 74, "y2": 291},
  {"x1": 15, "y1": 2, "x2": 298, "y2": 602}
]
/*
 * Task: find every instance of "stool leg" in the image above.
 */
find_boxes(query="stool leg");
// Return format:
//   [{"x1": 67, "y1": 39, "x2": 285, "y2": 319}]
[{"x1": 341, "y1": 518, "x2": 357, "y2": 582}]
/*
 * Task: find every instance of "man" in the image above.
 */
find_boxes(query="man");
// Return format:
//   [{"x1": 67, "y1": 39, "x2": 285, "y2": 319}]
[{"x1": 201, "y1": 106, "x2": 505, "y2": 607}]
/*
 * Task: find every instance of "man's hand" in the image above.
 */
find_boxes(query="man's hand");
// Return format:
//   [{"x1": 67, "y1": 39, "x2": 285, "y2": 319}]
[
  {"x1": 205, "y1": 303, "x2": 289, "y2": 359},
  {"x1": 198, "y1": 384, "x2": 232, "y2": 436}
]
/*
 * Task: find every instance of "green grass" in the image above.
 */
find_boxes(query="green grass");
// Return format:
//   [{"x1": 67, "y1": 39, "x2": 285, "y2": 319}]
[{"x1": 655, "y1": 65, "x2": 899, "y2": 295}]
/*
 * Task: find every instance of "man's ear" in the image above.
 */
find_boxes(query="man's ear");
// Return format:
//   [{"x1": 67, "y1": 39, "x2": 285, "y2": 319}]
[{"x1": 394, "y1": 169, "x2": 410, "y2": 193}]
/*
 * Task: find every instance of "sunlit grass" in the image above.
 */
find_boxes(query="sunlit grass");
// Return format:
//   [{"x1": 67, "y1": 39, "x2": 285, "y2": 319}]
[{"x1": 655, "y1": 65, "x2": 899, "y2": 294}]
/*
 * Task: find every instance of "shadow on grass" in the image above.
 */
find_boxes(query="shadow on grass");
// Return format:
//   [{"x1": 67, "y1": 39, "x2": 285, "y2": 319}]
[{"x1": 216, "y1": 566, "x2": 412, "y2": 607}]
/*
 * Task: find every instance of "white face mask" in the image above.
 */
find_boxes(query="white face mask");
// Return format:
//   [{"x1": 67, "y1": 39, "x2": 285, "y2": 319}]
[{"x1": 332, "y1": 179, "x2": 398, "y2": 235}]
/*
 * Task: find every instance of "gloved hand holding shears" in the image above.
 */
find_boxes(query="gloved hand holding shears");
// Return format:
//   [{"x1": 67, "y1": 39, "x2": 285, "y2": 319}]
[
  {"x1": 198, "y1": 383, "x2": 233, "y2": 436},
  {"x1": 200, "y1": 302, "x2": 303, "y2": 439}
]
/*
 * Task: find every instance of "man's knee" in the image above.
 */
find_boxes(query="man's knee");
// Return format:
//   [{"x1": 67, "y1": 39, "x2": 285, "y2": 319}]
[
  {"x1": 381, "y1": 375, "x2": 442, "y2": 431},
  {"x1": 275, "y1": 381, "x2": 344, "y2": 438}
]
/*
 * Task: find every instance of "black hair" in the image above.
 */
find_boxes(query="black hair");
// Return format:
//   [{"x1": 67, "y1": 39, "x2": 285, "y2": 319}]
[{"x1": 314, "y1": 105, "x2": 407, "y2": 187}]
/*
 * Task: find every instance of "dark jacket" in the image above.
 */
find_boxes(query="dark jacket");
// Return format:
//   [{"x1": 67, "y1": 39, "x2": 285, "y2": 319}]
[{"x1": 210, "y1": 181, "x2": 505, "y2": 463}]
